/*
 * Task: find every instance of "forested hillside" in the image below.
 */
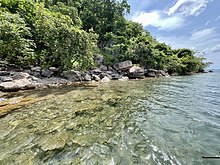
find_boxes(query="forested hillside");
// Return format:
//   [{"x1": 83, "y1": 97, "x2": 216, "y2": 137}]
[{"x1": 0, "y1": 0, "x2": 210, "y2": 74}]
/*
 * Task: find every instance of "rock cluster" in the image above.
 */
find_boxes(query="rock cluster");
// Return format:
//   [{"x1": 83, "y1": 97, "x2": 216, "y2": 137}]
[{"x1": 0, "y1": 61, "x2": 170, "y2": 92}]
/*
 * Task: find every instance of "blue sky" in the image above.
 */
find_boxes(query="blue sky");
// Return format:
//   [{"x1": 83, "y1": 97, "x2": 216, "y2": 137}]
[{"x1": 126, "y1": 0, "x2": 220, "y2": 69}]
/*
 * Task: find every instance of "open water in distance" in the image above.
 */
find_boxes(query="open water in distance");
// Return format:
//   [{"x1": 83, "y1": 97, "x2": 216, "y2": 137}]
[{"x1": 0, "y1": 71, "x2": 220, "y2": 164}]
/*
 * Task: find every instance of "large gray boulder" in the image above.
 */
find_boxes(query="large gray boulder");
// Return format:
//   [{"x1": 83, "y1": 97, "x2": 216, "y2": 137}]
[
  {"x1": 83, "y1": 74, "x2": 92, "y2": 81},
  {"x1": 11, "y1": 72, "x2": 30, "y2": 79},
  {"x1": 0, "y1": 79, "x2": 34, "y2": 92},
  {"x1": 128, "y1": 66, "x2": 144, "y2": 79},
  {"x1": 99, "y1": 65, "x2": 108, "y2": 71},
  {"x1": 0, "y1": 71, "x2": 31, "y2": 82},
  {"x1": 146, "y1": 69, "x2": 157, "y2": 77},
  {"x1": 113, "y1": 60, "x2": 132, "y2": 71},
  {"x1": 41, "y1": 68, "x2": 54, "y2": 77},
  {"x1": 158, "y1": 70, "x2": 170, "y2": 77},
  {"x1": 90, "y1": 68, "x2": 102, "y2": 75},
  {"x1": 61, "y1": 70, "x2": 82, "y2": 82}
]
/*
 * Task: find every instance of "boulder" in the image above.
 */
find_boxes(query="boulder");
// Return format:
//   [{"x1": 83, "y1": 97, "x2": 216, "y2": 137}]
[
  {"x1": 99, "y1": 72, "x2": 106, "y2": 79},
  {"x1": 90, "y1": 68, "x2": 102, "y2": 75},
  {"x1": 158, "y1": 70, "x2": 170, "y2": 77},
  {"x1": 31, "y1": 67, "x2": 41, "y2": 72},
  {"x1": 83, "y1": 74, "x2": 92, "y2": 81},
  {"x1": 41, "y1": 68, "x2": 54, "y2": 77},
  {"x1": 106, "y1": 74, "x2": 112, "y2": 80},
  {"x1": 100, "y1": 65, "x2": 108, "y2": 71},
  {"x1": 106, "y1": 71, "x2": 114, "y2": 75},
  {"x1": 146, "y1": 69, "x2": 157, "y2": 77},
  {"x1": 30, "y1": 67, "x2": 41, "y2": 77},
  {"x1": 0, "y1": 79, "x2": 34, "y2": 92},
  {"x1": 0, "y1": 71, "x2": 10, "y2": 76},
  {"x1": 49, "y1": 67, "x2": 59, "y2": 72},
  {"x1": 128, "y1": 66, "x2": 144, "y2": 79},
  {"x1": 11, "y1": 72, "x2": 30, "y2": 79},
  {"x1": 111, "y1": 74, "x2": 122, "y2": 80},
  {"x1": 0, "y1": 76, "x2": 13, "y2": 82},
  {"x1": 107, "y1": 66, "x2": 114, "y2": 71},
  {"x1": 144, "y1": 69, "x2": 148, "y2": 77},
  {"x1": 61, "y1": 70, "x2": 82, "y2": 82},
  {"x1": 209, "y1": 70, "x2": 214, "y2": 73},
  {"x1": 119, "y1": 76, "x2": 129, "y2": 81},
  {"x1": 95, "y1": 56, "x2": 105, "y2": 65},
  {"x1": 113, "y1": 60, "x2": 132, "y2": 71},
  {"x1": 101, "y1": 76, "x2": 110, "y2": 83},
  {"x1": 92, "y1": 75, "x2": 100, "y2": 81}
]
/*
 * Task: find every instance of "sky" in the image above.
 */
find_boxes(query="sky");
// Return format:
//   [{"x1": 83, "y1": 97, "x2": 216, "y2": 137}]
[{"x1": 126, "y1": 0, "x2": 220, "y2": 69}]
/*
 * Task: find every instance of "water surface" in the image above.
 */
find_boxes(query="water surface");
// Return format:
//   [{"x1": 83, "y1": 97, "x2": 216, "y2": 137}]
[{"x1": 0, "y1": 72, "x2": 220, "y2": 164}]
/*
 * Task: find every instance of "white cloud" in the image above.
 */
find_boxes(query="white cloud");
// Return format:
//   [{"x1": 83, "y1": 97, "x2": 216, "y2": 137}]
[
  {"x1": 190, "y1": 28, "x2": 215, "y2": 40},
  {"x1": 205, "y1": 44, "x2": 220, "y2": 53},
  {"x1": 205, "y1": 20, "x2": 210, "y2": 26},
  {"x1": 166, "y1": 0, "x2": 212, "y2": 16},
  {"x1": 157, "y1": 28, "x2": 220, "y2": 52},
  {"x1": 132, "y1": 11, "x2": 184, "y2": 31}
]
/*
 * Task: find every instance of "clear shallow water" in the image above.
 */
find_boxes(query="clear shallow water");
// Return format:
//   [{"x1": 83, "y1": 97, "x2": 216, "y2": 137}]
[{"x1": 0, "y1": 72, "x2": 220, "y2": 165}]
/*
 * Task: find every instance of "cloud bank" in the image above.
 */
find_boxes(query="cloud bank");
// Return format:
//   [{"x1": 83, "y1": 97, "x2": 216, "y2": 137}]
[
  {"x1": 166, "y1": 0, "x2": 213, "y2": 16},
  {"x1": 132, "y1": 11, "x2": 184, "y2": 31},
  {"x1": 205, "y1": 44, "x2": 220, "y2": 53},
  {"x1": 190, "y1": 28, "x2": 216, "y2": 40}
]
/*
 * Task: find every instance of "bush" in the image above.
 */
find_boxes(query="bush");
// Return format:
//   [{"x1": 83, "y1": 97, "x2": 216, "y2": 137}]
[{"x1": 0, "y1": 10, "x2": 35, "y2": 66}]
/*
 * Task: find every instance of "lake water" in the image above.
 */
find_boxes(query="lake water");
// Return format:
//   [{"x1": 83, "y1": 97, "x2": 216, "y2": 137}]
[{"x1": 0, "y1": 71, "x2": 220, "y2": 165}]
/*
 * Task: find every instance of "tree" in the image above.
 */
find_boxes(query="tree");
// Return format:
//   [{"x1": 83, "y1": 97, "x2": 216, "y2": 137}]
[
  {"x1": 0, "y1": 10, "x2": 35, "y2": 67},
  {"x1": 33, "y1": 4, "x2": 97, "y2": 70}
]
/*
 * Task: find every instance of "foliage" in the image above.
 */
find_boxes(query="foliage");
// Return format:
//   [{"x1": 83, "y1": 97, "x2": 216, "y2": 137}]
[
  {"x1": 33, "y1": 4, "x2": 97, "y2": 70},
  {"x1": 0, "y1": 0, "x2": 210, "y2": 73},
  {"x1": 0, "y1": 10, "x2": 35, "y2": 66}
]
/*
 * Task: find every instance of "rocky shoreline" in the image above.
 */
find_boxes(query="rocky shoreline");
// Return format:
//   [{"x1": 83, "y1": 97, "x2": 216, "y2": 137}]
[{"x1": 0, "y1": 60, "x2": 170, "y2": 92}]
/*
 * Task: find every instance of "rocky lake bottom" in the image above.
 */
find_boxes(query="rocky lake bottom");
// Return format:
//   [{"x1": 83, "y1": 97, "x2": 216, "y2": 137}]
[{"x1": 0, "y1": 71, "x2": 220, "y2": 165}]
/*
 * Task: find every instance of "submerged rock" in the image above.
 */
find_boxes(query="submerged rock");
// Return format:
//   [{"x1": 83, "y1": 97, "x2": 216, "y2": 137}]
[
  {"x1": 0, "y1": 97, "x2": 37, "y2": 117},
  {"x1": 39, "y1": 132, "x2": 69, "y2": 152}
]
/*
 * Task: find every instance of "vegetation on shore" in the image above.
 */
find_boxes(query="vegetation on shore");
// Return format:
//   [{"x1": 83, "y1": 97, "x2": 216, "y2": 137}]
[{"x1": 0, "y1": 0, "x2": 211, "y2": 74}]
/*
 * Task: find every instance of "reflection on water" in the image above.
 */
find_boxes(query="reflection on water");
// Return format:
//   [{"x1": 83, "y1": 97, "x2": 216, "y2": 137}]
[{"x1": 0, "y1": 72, "x2": 220, "y2": 165}]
